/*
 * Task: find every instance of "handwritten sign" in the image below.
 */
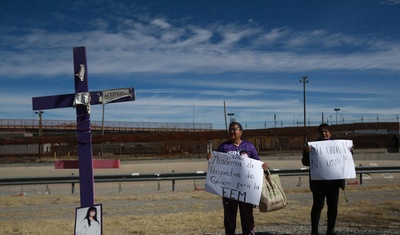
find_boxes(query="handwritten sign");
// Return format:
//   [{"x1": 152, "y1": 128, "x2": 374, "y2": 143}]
[
  {"x1": 204, "y1": 151, "x2": 264, "y2": 205},
  {"x1": 308, "y1": 140, "x2": 356, "y2": 180}
]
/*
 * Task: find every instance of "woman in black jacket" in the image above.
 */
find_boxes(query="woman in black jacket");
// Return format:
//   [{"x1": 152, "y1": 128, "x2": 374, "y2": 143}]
[{"x1": 302, "y1": 124, "x2": 345, "y2": 235}]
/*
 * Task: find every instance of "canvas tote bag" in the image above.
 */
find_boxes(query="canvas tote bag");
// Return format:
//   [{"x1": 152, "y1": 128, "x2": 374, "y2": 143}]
[{"x1": 259, "y1": 170, "x2": 287, "y2": 212}]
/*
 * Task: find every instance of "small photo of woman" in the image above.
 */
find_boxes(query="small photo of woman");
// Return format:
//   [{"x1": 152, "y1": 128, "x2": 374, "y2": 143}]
[{"x1": 75, "y1": 204, "x2": 102, "y2": 235}]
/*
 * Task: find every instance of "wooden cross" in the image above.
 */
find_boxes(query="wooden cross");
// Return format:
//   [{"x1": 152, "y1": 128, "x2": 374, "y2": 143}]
[{"x1": 32, "y1": 46, "x2": 135, "y2": 207}]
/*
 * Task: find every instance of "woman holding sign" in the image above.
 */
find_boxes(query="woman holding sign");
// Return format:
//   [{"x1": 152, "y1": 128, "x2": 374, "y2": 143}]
[
  {"x1": 302, "y1": 123, "x2": 349, "y2": 235},
  {"x1": 207, "y1": 121, "x2": 268, "y2": 235}
]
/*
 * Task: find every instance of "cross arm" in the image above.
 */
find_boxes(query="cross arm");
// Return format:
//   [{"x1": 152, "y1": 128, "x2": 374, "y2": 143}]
[{"x1": 32, "y1": 87, "x2": 135, "y2": 111}]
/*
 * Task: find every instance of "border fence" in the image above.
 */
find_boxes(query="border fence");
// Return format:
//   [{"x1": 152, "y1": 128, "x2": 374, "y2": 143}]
[
  {"x1": 1, "y1": 116, "x2": 399, "y2": 132},
  {"x1": 0, "y1": 119, "x2": 213, "y2": 132}
]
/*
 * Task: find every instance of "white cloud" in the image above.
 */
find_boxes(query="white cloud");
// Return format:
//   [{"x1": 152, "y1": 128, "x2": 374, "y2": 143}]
[
  {"x1": 381, "y1": 0, "x2": 400, "y2": 5},
  {"x1": 151, "y1": 18, "x2": 172, "y2": 29},
  {"x1": 1, "y1": 2, "x2": 399, "y2": 128},
  {"x1": 2, "y1": 19, "x2": 400, "y2": 80}
]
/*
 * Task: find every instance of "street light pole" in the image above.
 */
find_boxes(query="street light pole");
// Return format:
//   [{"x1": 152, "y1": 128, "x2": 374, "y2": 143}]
[
  {"x1": 334, "y1": 108, "x2": 340, "y2": 125},
  {"x1": 227, "y1": 113, "x2": 235, "y2": 123},
  {"x1": 35, "y1": 110, "x2": 44, "y2": 136},
  {"x1": 35, "y1": 110, "x2": 44, "y2": 158},
  {"x1": 300, "y1": 76, "x2": 308, "y2": 143}
]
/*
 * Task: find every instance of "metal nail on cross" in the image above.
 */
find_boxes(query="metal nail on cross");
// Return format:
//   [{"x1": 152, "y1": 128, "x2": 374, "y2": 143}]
[{"x1": 32, "y1": 46, "x2": 135, "y2": 207}]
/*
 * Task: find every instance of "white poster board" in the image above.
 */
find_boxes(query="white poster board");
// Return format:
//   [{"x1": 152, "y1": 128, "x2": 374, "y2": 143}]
[
  {"x1": 308, "y1": 140, "x2": 356, "y2": 180},
  {"x1": 205, "y1": 151, "x2": 264, "y2": 205}
]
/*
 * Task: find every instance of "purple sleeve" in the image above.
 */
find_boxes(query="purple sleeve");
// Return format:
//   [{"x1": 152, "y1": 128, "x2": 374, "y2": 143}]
[{"x1": 243, "y1": 141, "x2": 259, "y2": 160}]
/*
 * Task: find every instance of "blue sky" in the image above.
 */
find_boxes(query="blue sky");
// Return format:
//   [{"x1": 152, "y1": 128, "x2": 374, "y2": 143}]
[{"x1": 1, "y1": 0, "x2": 400, "y2": 129}]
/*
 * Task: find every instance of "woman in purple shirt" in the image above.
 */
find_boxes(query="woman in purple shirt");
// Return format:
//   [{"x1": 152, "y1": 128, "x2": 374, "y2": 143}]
[{"x1": 207, "y1": 122, "x2": 268, "y2": 235}]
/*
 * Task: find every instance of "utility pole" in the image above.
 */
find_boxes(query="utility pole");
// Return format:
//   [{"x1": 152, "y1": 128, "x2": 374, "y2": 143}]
[{"x1": 224, "y1": 101, "x2": 227, "y2": 132}]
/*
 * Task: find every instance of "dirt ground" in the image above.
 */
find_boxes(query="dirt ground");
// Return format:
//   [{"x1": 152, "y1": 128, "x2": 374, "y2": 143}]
[
  {"x1": 1, "y1": 157, "x2": 399, "y2": 234},
  {"x1": 1, "y1": 180, "x2": 399, "y2": 234}
]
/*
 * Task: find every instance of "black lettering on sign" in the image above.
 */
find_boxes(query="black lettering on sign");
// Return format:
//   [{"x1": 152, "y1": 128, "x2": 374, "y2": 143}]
[
  {"x1": 222, "y1": 187, "x2": 247, "y2": 202},
  {"x1": 326, "y1": 145, "x2": 342, "y2": 154},
  {"x1": 210, "y1": 176, "x2": 232, "y2": 186},
  {"x1": 311, "y1": 158, "x2": 322, "y2": 169},
  {"x1": 326, "y1": 157, "x2": 341, "y2": 167},
  {"x1": 311, "y1": 145, "x2": 322, "y2": 155}
]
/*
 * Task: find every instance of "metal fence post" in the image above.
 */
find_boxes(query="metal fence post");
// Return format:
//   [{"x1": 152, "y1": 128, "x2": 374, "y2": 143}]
[{"x1": 172, "y1": 170, "x2": 175, "y2": 191}]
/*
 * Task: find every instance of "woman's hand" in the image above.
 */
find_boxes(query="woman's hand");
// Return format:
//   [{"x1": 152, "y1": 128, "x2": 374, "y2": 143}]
[
  {"x1": 206, "y1": 153, "x2": 212, "y2": 160},
  {"x1": 262, "y1": 162, "x2": 268, "y2": 170},
  {"x1": 303, "y1": 145, "x2": 311, "y2": 153},
  {"x1": 349, "y1": 145, "x2": 355, "y2": 154}
]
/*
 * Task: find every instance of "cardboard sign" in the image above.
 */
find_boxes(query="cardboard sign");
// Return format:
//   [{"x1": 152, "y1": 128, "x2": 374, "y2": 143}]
[
  {"x1": 205, "y1": 151, "x2": 264, "y2": 205},
  {"x1": 308, "y1": 140, "x2": 356, "y2": 180}
]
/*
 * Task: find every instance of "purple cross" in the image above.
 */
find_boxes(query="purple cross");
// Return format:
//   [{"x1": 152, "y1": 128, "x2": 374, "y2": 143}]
[{"x1": 32, "y1": 46, "x2": 135, "y2": 207}]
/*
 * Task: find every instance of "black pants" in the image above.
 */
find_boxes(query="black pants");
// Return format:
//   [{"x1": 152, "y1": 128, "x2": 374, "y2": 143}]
[
  {"x1": 311, "y1": 185, "x2": 340, "y2": 233},
  {"x1": 222, "y1": 197, "x2": 255, "y2": 235}
]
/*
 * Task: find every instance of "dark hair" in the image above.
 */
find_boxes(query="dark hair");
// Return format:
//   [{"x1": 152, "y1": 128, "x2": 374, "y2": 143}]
[
  {"x1": 84, "y1": 206, "x2": 99, "y2": 226},
  {"x1": 229, "y1": 122, "x2": 243, "y2": 131},
  {"x1": 317, "y1": 123, "x2": 331, "y2": 132}
]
